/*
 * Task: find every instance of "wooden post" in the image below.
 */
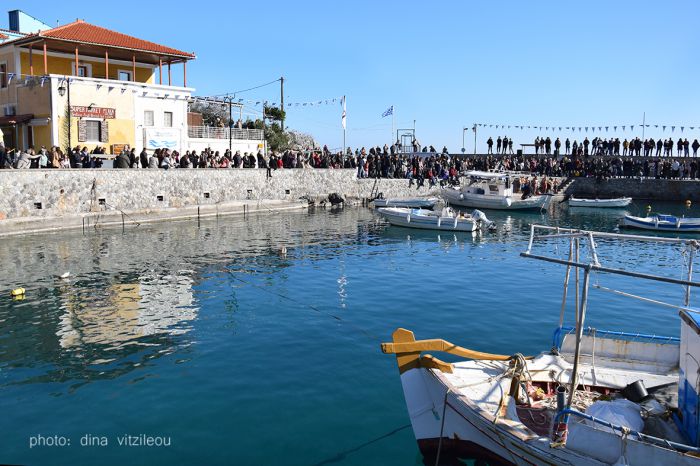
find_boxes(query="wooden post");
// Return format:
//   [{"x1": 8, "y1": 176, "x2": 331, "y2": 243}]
[
  {"x1": 105, "y1": 50, "x2": 109, "y2": 79},
  {"x1": 158, "y1": 58, "x2": 162, "y2": 85},
  {"x1": 43, "y1": 41, "x2": 47, "y2": 74},
  {"x1": 29, "y1": 45, "x2": 33, "y2": 75},
  {"x1": 132, "y1": 54, "x2": 136, "y2": 81},
  {"x1": 183, "y1": 61, "x2": 187, "y2": 87},
  {"x1": 74, "y1": 47, "x2": 79, "y2": 76},
  {"x1": 167, "y1": 61, "x2": 171, "y2": 86}
]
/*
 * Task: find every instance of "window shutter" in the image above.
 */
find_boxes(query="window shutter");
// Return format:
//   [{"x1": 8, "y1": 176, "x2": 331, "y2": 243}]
[
  {"x1": 78, "y1": 119, "x2": 86, "y2": 142},
  {"x1": 100, "y1": 120, "x2": 109, "y2": 143}
]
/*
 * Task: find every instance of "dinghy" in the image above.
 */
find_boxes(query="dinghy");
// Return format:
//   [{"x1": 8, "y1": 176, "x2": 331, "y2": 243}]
[
  {"x1": 371, "y1": 197, "x2": 439, "y2": 209},
  {"x1": 568, "y1": 196, "x2": 632, "y2": 208},
  {"x1": 383, "y1": 225, "x2": 700, "y2": 465},
  {"x1": 376, "y1": 207, "x2": 493, "y2": 232},
  {"x1": 621, "y1": 214, "x2": 700, "y2": 233}
]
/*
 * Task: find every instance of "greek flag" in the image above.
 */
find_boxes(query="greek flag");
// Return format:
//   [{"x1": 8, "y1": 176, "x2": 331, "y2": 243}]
[{"x1": 381, "y1": 106, "x2": 393, "y2": 118}]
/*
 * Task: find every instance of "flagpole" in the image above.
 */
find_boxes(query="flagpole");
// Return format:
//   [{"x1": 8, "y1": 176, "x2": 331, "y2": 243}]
[{"x1": 392, "y1": 110, "x2": 395, "y2": 146}]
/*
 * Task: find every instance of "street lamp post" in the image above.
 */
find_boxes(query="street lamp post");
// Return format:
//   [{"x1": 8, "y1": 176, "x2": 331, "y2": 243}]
[
  {"x1": 57, "y1": 77, "x2": 71, "y2": 152},
  {"x1": 462, "y1": 127, "x2": 468, "y2": 153}
]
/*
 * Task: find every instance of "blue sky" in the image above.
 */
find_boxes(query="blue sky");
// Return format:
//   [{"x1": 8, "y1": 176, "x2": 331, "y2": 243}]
[{"x1": 6, "y1": 1, "x2": 700, "y2": 152}]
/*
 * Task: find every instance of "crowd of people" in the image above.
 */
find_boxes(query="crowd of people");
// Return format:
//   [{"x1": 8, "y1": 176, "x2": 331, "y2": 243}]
[
  {"x1": 2, "y1": 135, "x2": 700, "y2": 183},
  {"x1": 486, "y1": 135, "x2": 700, "y2": 157}
]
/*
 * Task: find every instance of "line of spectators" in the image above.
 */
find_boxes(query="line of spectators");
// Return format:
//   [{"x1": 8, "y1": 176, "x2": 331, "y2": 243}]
[{"x1": 486, "y1": 136, "x2": 700, "y2": 157}]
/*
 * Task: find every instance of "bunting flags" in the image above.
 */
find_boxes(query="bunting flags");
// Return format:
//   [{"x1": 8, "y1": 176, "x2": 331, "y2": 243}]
[
  {"x1": 381, "y1": 106, "x2": 393, "y2": 118},
  {"x1": 471, "y1": 122, "x2": 699, "y2": 134}
]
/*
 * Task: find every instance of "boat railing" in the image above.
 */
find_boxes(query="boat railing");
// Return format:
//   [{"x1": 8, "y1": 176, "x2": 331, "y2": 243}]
[
  {"x1": 551, "y1": 326, "x2": 680, "y2": 351},
  {"x1": 553, "y1": 408, "x2": 700, "y2": 455}
]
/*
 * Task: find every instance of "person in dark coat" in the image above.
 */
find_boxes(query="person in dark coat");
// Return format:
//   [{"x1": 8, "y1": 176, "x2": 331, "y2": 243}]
[{"x1": 140, "y1": 148, "x2": 149, "y2": 168}]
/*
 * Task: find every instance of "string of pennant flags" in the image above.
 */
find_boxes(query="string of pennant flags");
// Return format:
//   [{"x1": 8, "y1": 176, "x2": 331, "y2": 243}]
[
  {"x1": 190, "y1": 95, "x2": 345, "y2": 108},
  {"x1": 476, "y1": 122, "x2": 700, "y2": 133}
]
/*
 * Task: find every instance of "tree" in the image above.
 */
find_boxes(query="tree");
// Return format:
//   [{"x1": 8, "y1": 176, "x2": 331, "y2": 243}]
[{"x1": 189, "y1": 101, "x2": 231, "y2": 126}]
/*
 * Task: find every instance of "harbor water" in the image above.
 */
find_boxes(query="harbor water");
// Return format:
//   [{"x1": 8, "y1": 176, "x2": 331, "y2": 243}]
[{"x1": 1, "y1": 200, "x2": 699, "y2": 465}]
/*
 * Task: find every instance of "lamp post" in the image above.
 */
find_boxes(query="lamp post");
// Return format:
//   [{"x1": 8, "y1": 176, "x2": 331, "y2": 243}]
[
  {"x1": 462, "y1": 127, "x2": 468, "y2": 153},
  {"x1": 57, "y1": 77, "x2": 71, "y2": 152},
  {"x1": 223, "y1": 96, "x2": 233, "y2": 152}
]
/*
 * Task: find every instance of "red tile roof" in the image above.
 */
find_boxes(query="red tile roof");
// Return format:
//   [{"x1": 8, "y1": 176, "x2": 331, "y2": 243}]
[
  {"x1": 37, "y1": 20, "x2": 195, "y2": 59},
  {"x1": 0, "y1": 33, "x2": 7, "y2": 40}
]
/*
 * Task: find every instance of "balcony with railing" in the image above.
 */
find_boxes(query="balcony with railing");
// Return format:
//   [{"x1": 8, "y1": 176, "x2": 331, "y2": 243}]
[{"x1": 188, "y1": 126, "x2": 264, "y2": 141}]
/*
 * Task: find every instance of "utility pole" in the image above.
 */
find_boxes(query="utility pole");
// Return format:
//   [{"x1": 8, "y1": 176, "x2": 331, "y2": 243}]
[
  {"x1": 473, "y1": 123, "x2": 477, "y2": 155},
  {"x1": 280, "y1": 76, "x2": 284, "y2": 131}
]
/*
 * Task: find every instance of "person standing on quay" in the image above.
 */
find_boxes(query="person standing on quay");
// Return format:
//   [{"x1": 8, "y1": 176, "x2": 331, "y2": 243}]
[
  {"x1": 684, "y1": 138, "x2": 690, "y2": 157},
  {"x1": 487, "y1": 137, "x2": 493, "y2": 154},
  {"x1": 693, "y1": 139, "x2": 700, "y2": 157},
  {"x1": 496, "y1": 136, "x2": 502, "y2": 154},
  {"x1": 508, "y1": 138, "x2": 514, "y2": 154},
  {"x1": 565, "y1": 138, "x2": 570, "y2": 155}
]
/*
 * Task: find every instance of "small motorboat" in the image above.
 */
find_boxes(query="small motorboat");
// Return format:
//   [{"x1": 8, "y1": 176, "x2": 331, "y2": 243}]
[
  {"x1": 376, "y1": 207, "x2": 493, "y2": 232},
  {"x1": 568, "y1": 196, "x2": 632, "y2": 208},
  {"x1": 372, "y1": 197, "x2": 439, "y2": 209},
  {"x1": 441, "y1": 171, "x2": 551, "y2": 211},
  {"x1": 621, "y1": 214, "x2": 700, "y2": 233}
]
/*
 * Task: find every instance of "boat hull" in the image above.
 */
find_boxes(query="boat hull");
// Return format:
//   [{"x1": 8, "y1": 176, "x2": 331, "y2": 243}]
[
  {"x1": 372, "y1": 198, "x2": 438, "y2": 209},
  {"x1": 569, "y1": 197, "x2": 632, "y2": 208},
  {"x1": 377, "y1": 208, "x2": 478, "y2": 232},
  {"x1": 621, "y1": 215, "x2": 700, "y2": 233},
  {"x1": 442, "y1": 188, "x2": 549, "y2": 211}
]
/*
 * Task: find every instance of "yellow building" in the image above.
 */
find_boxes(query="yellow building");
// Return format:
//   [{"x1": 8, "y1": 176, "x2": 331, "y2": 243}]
[{"x1": 0, "y1": 13, "x2": 195, "y2": 153}]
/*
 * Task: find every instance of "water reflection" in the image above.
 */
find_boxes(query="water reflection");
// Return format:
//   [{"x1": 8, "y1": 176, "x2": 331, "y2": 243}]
[{"x1": 0, "y1": 207, "x2": 380, "y2": 389}]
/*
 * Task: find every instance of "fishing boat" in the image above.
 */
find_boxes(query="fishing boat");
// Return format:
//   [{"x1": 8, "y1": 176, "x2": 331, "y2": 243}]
[
  {"x1": 376, "y1": 207, "x2": 493, "y2": 232},
  {"x1": 383, "y1": 225, "x2": 700, "y2": 465},
  {"x1": 441, "y1": 171, "x2": 550, "y2": 211},
  {"x1": 621, "y1": 214, "x2": 700, "y2": 233},
  {"x1": 568, "y1": 197, "x2": 632, "y2": 208},
  {"x1": 371, "y1": 197, "x2": 439, "y2": 209}
]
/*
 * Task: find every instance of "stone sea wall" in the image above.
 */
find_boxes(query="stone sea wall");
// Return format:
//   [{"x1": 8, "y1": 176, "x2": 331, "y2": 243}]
[
  {"x1": 0, "y1": 169, "x2": 436, "y2": 235},
  {"x1": 566, "y1": 178, "x2": 700, "y2": 201}
]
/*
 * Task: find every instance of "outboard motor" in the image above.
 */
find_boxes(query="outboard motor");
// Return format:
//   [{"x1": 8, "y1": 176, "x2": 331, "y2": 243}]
[{"x1": 471, "y1": 209, "x2": 497, "y2": 231}]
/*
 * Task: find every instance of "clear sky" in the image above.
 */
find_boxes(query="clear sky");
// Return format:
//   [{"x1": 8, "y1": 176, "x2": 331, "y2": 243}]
[{"x1": 5, "y1": 0, "x2": 700, "y2": 152}]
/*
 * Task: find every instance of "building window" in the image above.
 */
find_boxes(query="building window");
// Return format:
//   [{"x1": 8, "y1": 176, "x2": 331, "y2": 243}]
[
  {"x1": 118, "y1": 70, "x2": 132, "y2": 82},
  {"x1": 0, "y1": 63, "x2": 6, "y2": 88},
  {"x1": 85, "y1": 120, "x2": 101, "y2": 141},
  {"x1": 164, "y1": 112, "x2": 173, "y2": 127},
  {"x1": 144, "y1": 110, "x2": 154, "y2": 126},
  {"x1": 77, "y1": 65, "x2": 88, "y2": 77}
]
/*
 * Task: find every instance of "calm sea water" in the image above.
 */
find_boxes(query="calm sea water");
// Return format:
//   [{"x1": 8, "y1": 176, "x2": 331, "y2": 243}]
[{"x1": 1, "y1": 200, "x2": 699, "y2": 465}]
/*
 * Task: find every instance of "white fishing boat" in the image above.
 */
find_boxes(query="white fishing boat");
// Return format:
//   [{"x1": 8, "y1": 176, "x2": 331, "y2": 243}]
[
  {"x1": 568, "y1": 196, "x2": 632, "y2": 208},
  {"x1": 621, "y1": 214, "x2": 700, "y2": 233},
  {"x1": 383, "y1": 225, "x2": 700, "y2": 465},
  {"x1": 441, "y1": 171, "x2": 550, "y2": 211},
  {"x1": 376, "y1": 207, "x2": 492, "y2": 232},
  {"x1": 371, "y1": 197, "x2": 439, "y2": 209}
]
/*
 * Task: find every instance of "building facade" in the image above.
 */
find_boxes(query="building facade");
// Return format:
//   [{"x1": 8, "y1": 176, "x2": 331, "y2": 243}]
[{"x1": 0, "y1": 10, "x2": 195, "y2": 153}]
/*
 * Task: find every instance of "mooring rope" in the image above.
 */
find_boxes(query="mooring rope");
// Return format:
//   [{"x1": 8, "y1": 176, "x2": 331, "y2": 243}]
[{"x1": 227, "y1": 269, "x2": 382, "y2": 342}]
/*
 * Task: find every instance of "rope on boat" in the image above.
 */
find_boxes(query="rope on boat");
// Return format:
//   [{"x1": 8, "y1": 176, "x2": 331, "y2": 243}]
[
  {"x1": 434, "y1": 388, "x2": 452, "y2": 466},
  {"x1": 592, "y1": 284, "x2": 699, "y2": 313}
]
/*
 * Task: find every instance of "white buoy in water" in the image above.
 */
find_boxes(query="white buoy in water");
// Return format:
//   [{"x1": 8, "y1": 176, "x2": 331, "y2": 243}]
[{"x1": 55, "y1": 272, "x2": 71, "y2": 279}]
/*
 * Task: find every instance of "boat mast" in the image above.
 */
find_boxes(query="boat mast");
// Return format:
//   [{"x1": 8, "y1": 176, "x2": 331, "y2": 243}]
[
  {"x1": 567, "y1": 264, "x2": 591, "y2": 408},
  {"x1": 686, "y1": 244, "x2": 697, "y2": 306}
]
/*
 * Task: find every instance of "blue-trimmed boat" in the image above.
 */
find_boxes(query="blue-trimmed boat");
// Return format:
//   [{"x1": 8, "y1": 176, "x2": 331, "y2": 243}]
[
  {"x1": 621, "y1": 214, "x2": 700, "y2": 233},
  {"x1": 383, "y1": 225, "x2": 700, "y2": 465}
]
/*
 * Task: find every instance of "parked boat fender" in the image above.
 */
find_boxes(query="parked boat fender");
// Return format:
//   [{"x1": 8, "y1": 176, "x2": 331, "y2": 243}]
[
  {"x1": 11, "y1": 288, "x2": 25, "y2": 297},
  {"x1": 406, "y1": 214, "x2": 410, "y2": 223}
]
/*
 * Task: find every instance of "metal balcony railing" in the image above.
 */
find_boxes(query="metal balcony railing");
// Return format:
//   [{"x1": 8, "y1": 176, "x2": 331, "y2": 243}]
[{"x1": 188, "y1": 126, "x2": 264, "y2": 140}]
